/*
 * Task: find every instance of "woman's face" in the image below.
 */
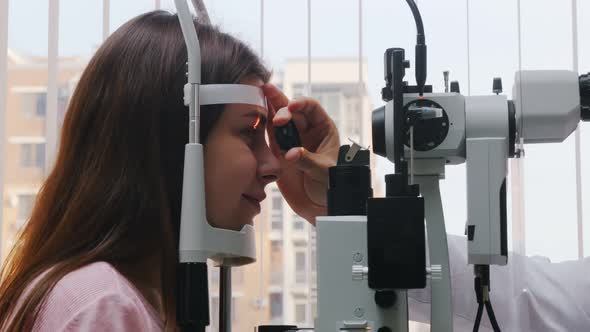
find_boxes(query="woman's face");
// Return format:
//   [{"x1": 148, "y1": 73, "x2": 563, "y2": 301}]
[{"x1": 204, "y1": 79, "x2": 281, "y2": 230}]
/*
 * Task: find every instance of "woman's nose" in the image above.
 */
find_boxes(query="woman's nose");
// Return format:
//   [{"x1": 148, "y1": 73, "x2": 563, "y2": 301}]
[{"x1": 258, "y1": 147, "x2": 281, "y2": 185}]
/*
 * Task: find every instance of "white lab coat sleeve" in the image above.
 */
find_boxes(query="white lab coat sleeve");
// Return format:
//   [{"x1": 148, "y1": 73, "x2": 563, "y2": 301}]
[{"x1": 407, "y1": 234, "x2": 590, "y2": 332}]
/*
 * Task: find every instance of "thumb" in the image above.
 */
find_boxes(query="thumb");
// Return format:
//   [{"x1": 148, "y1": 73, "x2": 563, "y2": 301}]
[{"x1": 285, "y1": 147, "x2": 334, "y2": 182}]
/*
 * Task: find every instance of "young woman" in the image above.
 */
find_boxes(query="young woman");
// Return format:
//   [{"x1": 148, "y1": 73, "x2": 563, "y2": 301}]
[{"x1": 0, "y1": 11, "x2": 339, "y2": 331}]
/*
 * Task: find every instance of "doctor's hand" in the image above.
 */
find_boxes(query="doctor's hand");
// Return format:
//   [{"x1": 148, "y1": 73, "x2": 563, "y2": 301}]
[{"x1": 263, "y1": 84, "x2": 340, "y2": 225}]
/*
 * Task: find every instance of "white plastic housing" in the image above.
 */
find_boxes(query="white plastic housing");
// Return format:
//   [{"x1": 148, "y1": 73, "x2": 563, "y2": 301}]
[
  {"x1": 179, "y1": 144, "x2": 256, "y2": 265},
  {"x1": 465, "y1": 95, "x2": 509, "y2": 266},
  {"x1": 513, "y1": 70, "x2": 581, "y2": 143}
]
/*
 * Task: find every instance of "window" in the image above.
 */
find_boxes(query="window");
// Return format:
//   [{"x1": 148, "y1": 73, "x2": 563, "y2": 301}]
[
  {"x1": 295, "y1": 251, "x2": 307, "y2": 284},
  {"x1": 19, "y1": 143, "x2": 45, "y2": 169},
  {"x1": 292, "y1": 214, "x2": 305, "y2": 231},
  {"x1": 35, "y1": 93, "x2": 47, "y2": 116},
  {"x1": 16, "y1": 194, "x2": 36, "y2": 227},
  {"x1": 271, "y1": 188, "x2": 283, "y2": 231},
  {"x1": 269, "y1": 292, "x2": 283, "y2": 319},
  {"x1": 271, "y1": 212, "x2": 282, "y2": 231},
  {"x1": 295, "y1": 303, "x2": 307, "y2": 324},
  {"x1": 20, "y1": 144, "x2": 32, "y2": 167},
  {"x1": 35, "y1": 143, "x2": 46, "y2": 168},
  {"x1": 270, "y1": 241, "x2": 283, "y2": 285},
  {"x1": 272, "y1": 196, "x2": 282, "y2": 211},
  {"x1": 20, "y1": 92, "x2": 46, "y2": 118}
]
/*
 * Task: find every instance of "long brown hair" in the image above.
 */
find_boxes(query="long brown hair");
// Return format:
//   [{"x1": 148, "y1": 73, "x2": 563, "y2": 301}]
[{"x1": 0, "y1": 11, "x2": 270, "y2": 331}]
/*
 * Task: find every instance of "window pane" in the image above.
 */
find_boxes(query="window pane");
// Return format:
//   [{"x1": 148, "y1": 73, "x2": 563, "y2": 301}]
[
  {"x1": 35, "y1": 143, "x2": 46, "y2": 169},
  {"x1": 295, "y1": 303, "x2": 306, "y2": 324},
  {"x1": 20, "y1": 144, "x2": 32, "y2": 167},
  {"x1": 295, "y1": 251, "x2": 306, "y2": 284},
  {"x1": 16, "y1": 194, "x2": 36, "y2": 226},
  {"x1": 35, "y1": 93, "x2": 47, "y2": 117},
  {"x1": 270, "y1": 292, "x2": 283, "y2": 319}
]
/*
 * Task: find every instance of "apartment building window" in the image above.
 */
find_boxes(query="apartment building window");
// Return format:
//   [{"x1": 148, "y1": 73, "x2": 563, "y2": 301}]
[
  {"x1": 270, "y1": 240, "x2": 283, "y2": 285},
  {"x1": 16, "y1": 194, "x2": 36, "y2": 228},
  {"x1": 269, "y1": 292, "x2": 283, "y2": 319},
  {"x1": 20, "y1": 143, "x2": 45, "y2": 169},
  {"x1": 20, "y1": 92, "x2": 47, "y2": 118},
  {"x1": 295, "y1": 303, "x2": 307, "y2": 324},
  {"x1": 271, "y1": 188, "x2": 283, "y2": 231},
  {"x1": 272, "y1": 196, "x2": 282, "y2": 210},
  {"x1": 292, "y1": 214, "x2": 305, "y2": 231},
  {"x1": 36, "y1": 93, "x2": 47, "y2": 116},
  {"x1": 295, "y1": 251, "x2": 307, "y2": 284}
]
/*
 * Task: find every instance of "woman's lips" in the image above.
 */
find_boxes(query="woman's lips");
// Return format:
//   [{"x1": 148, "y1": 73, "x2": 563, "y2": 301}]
[{"x1": 243, "y1": 194, "x2": 261, "y2": 213}]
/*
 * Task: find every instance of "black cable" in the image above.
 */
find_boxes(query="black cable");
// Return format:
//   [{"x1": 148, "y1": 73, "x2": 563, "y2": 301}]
[
  {"x1": 404, "y1": 0, "x2": 427, "y2": 96},
  {"x1": 473, "y1": 304, "x2": 484, "y2": 332},
  {"x1": 485, "y1": 300, "x2": 502, "y2": 332},
  {"x1": 405, "y1": 0, "x2": 425, "y2": 43}
]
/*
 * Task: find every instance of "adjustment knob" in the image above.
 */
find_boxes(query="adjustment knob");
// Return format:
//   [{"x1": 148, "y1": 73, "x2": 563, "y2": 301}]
[
  {"x1": 450, "y1": 81, "x2": 460, "y2": 93},
  {"x1": 352, "y1": 265, "x2": 369, "y2": 280},
  {"x1": 426, "y1": 264, "x2": 442, "y2": 280},
  {"x1": 580, "y1": 73, "x2": 590, "y2": 121},
  {"x1": 493, "y1": 77, "x2": 503, "y2": 94}
]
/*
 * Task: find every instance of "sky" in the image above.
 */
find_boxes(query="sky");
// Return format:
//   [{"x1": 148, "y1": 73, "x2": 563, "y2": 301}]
[{"x1": 5, "y1": 0, "x2": 590, "y2": 262}]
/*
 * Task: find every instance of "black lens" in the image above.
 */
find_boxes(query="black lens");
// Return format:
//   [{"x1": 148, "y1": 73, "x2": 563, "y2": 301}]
[{"x1": 372, "y1": 105, "x2": 386, "y2": 157}]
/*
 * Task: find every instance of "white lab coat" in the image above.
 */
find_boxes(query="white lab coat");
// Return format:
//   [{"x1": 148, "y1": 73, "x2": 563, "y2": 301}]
[{"x1": 407, "y1": 234, "x2": 590, "y2": 331}]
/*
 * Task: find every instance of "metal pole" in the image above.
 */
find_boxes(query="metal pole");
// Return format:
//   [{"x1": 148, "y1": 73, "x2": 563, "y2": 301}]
[
  {"x1": 103, "y1": 0, "x2": 110, "y2": 41},
  {"x1": 258, "y1": 0, "x2": 265, "y2": 315},
  {"x1": 46, "y1": 0, "x2": 59, "y2": 174},
  {"x1": 511, "y1": 0, "x2": 527, "y2": 257},
  {"x1": 219, "y1": 266, "x2": 232, "y2": 332},
  {"x1": 307, "y1": 0, "x2": 311, "y2": 97},
  {"x1": 155, "y1": 0, "x2": 161, "y2": 10},
  {"x1": 466, "y1": 0, "x2": 471, "y2": 96},
  {"x1": 571, "y1": 0, "x2": 583, "y2": 260},
  {"x1": 306, "y1": 0, "x2": 313, "y2": 325},
  {"x1": 0, "y1": 0, "x2": 10, "y2": 261},
  {"x1": 358, "y1": 0, "x2": 363, "y2": 145}
]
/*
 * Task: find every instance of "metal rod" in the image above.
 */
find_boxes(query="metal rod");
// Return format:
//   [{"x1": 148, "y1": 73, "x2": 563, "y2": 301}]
[
  {"x1": 103, "y1": 0, "x2": 110, "y2": 41},
  {"x1": 219, "y1": 266, "x2": 232, "y2": 332},
  {"x1": 511, "y1": 0, "x2": 527, "y2": 257},
  {"x1": 466, "y1": 0, "x2": 471, "y2": 96},
  {"x1": 258, "y1": 0, "x2": 265, "y2": 315},
  {"x1": 358, "y1": 0, "x2": 363, "y2": 145},
  {"x1": 0, "y1": 0, "x2": 10, "y2": 261},
  {"x1": 571, "y1": 0, "x2": 583, "y2": 259},
  {"x1": 307, "y1": 0, "x2": 312, "y2": 96},
  {"x1": 46, "y1": 0, "x2": 59, "y2": 174},
  {"x1": 306, "y1": 0, "x2": 313, "y2": 324}
]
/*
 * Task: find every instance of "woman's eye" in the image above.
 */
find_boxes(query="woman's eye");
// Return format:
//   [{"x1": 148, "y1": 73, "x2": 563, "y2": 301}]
[{"x1": 242, "y1": 128, "x2": 258, "y2": 141}]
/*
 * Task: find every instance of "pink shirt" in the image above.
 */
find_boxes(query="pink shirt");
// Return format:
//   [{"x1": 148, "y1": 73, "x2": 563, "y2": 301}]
[{"x1": 27, "y1": 261, "x2": 164, "y2": 332}]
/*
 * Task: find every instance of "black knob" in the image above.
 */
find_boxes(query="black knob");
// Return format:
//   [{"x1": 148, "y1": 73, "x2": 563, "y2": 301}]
[
  {"x1": 581, "y1": 73, "x2": 590, "y2": 121},
  {"x1": 450, "y1": 81, "x2": 460, "y2": 93},
  {"x1": 378, "y1": 327, "x2": 393, "y2": 332},
  {"x1": 493, "y1": 77, "x2": 503, "y2": 94},
  {"x1": 374, "y1": 290, "x2": 397, "y2": 309}
]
